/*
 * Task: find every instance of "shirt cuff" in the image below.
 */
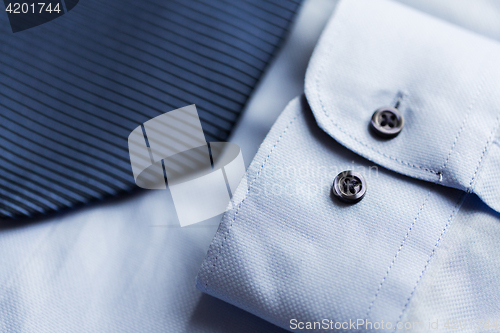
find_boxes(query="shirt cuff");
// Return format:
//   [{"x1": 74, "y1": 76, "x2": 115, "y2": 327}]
[{"x1": 305, "y1": 0, "x2": 500, "y2": 213}]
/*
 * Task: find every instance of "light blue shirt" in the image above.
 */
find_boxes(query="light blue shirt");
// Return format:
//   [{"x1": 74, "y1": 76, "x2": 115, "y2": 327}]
[
  {"x1": 3, "y1": 0, "x2": 500, "y2": 332},
  {"x1": 197, "y1": 0, "x2": 500, "y2": 331}
]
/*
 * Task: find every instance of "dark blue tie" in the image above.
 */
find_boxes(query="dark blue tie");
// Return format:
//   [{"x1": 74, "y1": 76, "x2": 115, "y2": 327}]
[{"x1": 0, "y1": 0, "x2": 302, "y2": 219}]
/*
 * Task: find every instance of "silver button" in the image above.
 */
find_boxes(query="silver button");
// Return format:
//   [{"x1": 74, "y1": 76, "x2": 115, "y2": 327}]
[
  {"x1": 370, "y1": 106, "x2": 404, "y2": 138},
  {"x1": 332, "y1": 171, "x2": 366, "y2": 203}
]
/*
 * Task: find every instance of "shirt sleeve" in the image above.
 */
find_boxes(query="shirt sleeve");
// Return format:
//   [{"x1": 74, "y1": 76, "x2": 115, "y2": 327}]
[{"x1": 196, "y1": 0, "x2": 500, "y2": 330}]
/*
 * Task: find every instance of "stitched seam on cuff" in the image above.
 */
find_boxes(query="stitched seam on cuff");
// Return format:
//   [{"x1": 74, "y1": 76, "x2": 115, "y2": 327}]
[
  {"x1": 312, "y1": 4, "x2": 497, "y2": 181},
  {"x1": 469, "y1": 115, "x2": 500, "y2": 189},
  {"x1": 393, "y1": 192, "x2": 468, "y2": 329},
  {"x1": 205, "y1": 108, "x2": 299, "y2": 288},
  {"x1": 365, "y1": 186, "x2": 434, "y2": 319}
]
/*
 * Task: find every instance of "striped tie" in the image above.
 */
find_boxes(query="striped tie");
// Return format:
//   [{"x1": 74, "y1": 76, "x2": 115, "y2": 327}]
[{"x1": 0, "y1": 0, "x2": 302, "y2": 219}]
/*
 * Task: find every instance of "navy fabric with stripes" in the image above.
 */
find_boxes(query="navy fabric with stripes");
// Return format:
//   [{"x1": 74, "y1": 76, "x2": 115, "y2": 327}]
[{"x1": 0, "y1": 0, "x2": 302, "y2": 219}]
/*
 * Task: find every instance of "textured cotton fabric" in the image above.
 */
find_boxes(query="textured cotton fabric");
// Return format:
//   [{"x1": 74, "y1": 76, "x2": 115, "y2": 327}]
[
  {"x1": 403, "y1": 194, "x2": 500, "y2": 330},
  {"x1": 0, "y1": 191, "x2": 290, "y2": 333},
  {"x1": 197, "y1": 0, "x2": 500, "y2": 330}
]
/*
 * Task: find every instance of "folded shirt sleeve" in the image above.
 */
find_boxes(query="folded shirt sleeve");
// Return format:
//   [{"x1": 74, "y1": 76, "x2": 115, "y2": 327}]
[{"x1": 196, "y1": 0, "x2": 500, "y2": 331}]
